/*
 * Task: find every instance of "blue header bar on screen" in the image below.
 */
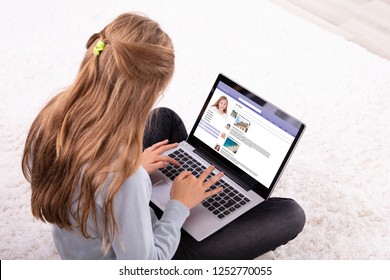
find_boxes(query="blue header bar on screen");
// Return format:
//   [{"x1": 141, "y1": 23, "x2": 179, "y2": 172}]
[{"x1": 217, "y1": 81, "x2": 300, "y2": 137}]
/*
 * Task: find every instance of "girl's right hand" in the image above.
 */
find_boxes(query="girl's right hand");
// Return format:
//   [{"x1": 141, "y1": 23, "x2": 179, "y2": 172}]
[{"x1": 170, "y1": 166, "x2": 224, "y2": 209}]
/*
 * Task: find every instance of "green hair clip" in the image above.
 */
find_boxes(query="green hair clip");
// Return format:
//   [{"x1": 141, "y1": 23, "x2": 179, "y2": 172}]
[{"x1": 93, "y1": 40, "x2": 106, "y2": 56}]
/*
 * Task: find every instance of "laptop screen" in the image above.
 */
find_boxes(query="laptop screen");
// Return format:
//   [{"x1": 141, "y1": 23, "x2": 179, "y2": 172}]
[{"x1": 190, "y1": 74, "x2": 304, "y2": 190}]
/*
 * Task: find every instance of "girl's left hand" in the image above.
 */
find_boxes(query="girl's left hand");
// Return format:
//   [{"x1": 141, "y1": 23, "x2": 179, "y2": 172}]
[{"x1": 141, "y1": 139, "x2": 180, "y2": 174}]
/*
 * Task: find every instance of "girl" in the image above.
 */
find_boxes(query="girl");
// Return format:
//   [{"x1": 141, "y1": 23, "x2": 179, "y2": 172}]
[
  {"x1": 22, "y1": 13, "x2": 305, "y2": 260},
  {"x1": 211, "y1": 95, "x2": 228, "y2": 118}
]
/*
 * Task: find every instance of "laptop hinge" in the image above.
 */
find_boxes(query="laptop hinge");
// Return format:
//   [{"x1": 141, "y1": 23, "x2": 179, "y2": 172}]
[{"x1": 194, "y1": 148, "x2": 252, "y2": 192}]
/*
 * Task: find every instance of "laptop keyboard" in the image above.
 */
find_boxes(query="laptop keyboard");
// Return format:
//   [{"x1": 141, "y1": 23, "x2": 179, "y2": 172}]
[{"x1": 159, "y1": 148, "x2": 251, "y2": 220}]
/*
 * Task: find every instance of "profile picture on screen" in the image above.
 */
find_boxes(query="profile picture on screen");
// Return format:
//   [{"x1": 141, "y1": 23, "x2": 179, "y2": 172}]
[{"x1": 210, "y1": 95, "x2": 228, "y2": 119}]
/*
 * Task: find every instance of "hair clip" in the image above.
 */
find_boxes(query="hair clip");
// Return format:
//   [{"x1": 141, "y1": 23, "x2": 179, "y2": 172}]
[{"x1": 93, "y1": 40, "x2": 106, "y2": 56}]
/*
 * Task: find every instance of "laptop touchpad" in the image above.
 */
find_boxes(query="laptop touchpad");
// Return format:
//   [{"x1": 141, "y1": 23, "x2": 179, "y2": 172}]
[{"x1": 150, "y1": 171, "x2": 166, "y2": 185}]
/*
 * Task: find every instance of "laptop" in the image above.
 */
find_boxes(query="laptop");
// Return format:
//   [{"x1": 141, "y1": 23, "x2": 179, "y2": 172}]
[{"x1": 150, "y1": 73, "x2": 306, "y2": 241}]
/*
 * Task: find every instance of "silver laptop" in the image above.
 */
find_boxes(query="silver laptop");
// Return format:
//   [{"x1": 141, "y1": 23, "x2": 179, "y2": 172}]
[{"x1": 150, "y1": 73, "x2": 306, "y2": 241}]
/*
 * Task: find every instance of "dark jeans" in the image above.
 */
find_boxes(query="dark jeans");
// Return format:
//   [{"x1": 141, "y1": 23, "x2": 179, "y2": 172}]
[{"x1": 144, "y1": 107, "x2": 306, "y2": 260}]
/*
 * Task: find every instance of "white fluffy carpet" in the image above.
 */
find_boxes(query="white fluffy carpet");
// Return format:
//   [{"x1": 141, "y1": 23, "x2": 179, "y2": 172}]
[{"x1": 1, "y1": 0, "x2": 390, "y2": 260}]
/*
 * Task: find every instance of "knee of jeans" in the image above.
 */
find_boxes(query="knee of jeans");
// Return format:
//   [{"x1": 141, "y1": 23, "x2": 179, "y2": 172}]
[
  {"x1": 287, "y1": 199, "x2": 306, "y2": 235},
  {"x1": 147, "y1": 107, "x2": 177, "y2": 127},
  {"x1": 155, "y1": 107, "x2": 186, "y2": 131},
  {"x1": 154, "y1": 107, "x2": 177, "y2": 118}
]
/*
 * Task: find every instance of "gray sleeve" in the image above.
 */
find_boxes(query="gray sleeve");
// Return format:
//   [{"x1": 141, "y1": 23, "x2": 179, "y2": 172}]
[{"x1": 111, "y1": 168, "x2": 189, "y2": 259}]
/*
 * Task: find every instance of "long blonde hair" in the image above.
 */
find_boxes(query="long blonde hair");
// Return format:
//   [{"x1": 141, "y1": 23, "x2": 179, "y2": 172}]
[{"x1": 21, "y1": 13, "x2": 174, "y2": 253}]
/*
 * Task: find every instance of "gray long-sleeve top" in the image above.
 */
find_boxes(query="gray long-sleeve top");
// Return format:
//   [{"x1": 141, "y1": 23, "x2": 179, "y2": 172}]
[{"x1": 52, "y1": 167, "x2": 189, "y2": 259}]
